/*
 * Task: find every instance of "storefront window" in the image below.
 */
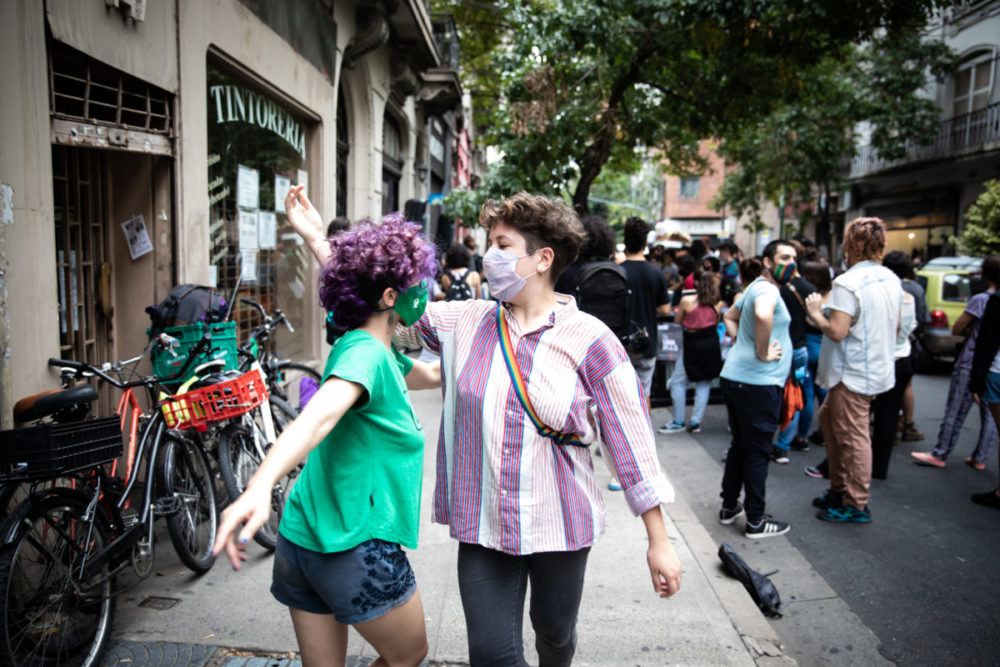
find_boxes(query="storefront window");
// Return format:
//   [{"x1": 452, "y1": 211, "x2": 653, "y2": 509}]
[{"x1": 206, "y1": 65, "x2": 312, "y2": 359}]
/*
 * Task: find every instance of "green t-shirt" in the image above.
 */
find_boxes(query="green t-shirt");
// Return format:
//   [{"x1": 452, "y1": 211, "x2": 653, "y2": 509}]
[{"x1": 279, "y1": 330, "x2": 424, "y2": 552}]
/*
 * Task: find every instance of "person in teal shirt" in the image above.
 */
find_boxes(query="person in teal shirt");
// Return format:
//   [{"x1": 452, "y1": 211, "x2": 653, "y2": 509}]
[
  {"x1": 213, "y1": 193, "x2": 441, "y2": 667},
  {"x1": 717, "y1": 240, "x2": 795, "y2": 540}
]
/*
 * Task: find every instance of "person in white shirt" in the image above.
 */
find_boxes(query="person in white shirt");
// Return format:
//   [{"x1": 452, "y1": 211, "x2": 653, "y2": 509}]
[{"x1": 804, "y1": 218, "x2": 902, "y2": 523}]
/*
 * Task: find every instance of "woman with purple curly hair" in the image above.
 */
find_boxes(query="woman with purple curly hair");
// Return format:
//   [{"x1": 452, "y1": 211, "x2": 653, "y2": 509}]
[{"x1": 213, "y1": 188, "x2": 441, "y2": 666}]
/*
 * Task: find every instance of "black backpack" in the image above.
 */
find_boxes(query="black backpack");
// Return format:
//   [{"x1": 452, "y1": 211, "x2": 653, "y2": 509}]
[
  {"x1": 146, "y1": 284, "x2": 228, "y2": 333},
  {"x1": 575, "y1": 261, "x2": 649, "y2": 355},
  {"x1": 444, "y1": 269, "x2": 474, "y2": 301}
]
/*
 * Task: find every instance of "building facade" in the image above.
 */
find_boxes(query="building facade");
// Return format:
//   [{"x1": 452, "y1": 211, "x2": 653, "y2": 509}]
[
  {"x1": 845, "y1": 1, "x2": 1000, "y2": 260},
  {"x1": 659, "y1": 141, "x2": 736, "y2": 248},
  {"x1": 0, "y1": 0, "x2": 463, "y2": 427}
]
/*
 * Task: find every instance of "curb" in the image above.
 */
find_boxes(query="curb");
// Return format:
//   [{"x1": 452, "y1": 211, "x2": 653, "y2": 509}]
[{"x1": 655, "y1": 418, "x2": 798, "y2": 667}]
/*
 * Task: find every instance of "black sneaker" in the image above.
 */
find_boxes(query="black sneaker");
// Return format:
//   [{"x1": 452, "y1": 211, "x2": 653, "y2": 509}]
[
  {"x1": 812, "y1": 490, "x2": 843, "y2": 509},
  {"x1": 808, "y1": 430, "x2": 825, "y2": 446},
  {"x1": 771, "y1": 447, "x2": 790, "y2": 464},
  {"x1": 971, "y1": 489, "x2": 1000, "y2": 510},
  {"x1": 789, "y1": 437, "x2": 810, "y2": 452},
  {"x1": 745, "y1": 516, "x2": 790, "y2": 539},
  {"x1": 719, "y1": 502, "x2": 745, "y2": 525}
]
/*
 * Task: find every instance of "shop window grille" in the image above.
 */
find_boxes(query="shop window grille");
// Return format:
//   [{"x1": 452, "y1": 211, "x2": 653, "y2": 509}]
[{"x1": 49, "y1": 40, "x2": 172, "y2": 135}]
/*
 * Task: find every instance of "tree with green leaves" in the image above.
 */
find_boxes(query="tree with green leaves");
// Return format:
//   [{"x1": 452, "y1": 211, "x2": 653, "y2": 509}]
[
  {"x1": 954, "y1": 179, "x2": 1000, "y2": 256},
  {"x1": 714, "y1": 30, "x2": 955, "y2": 241},
  {"x1": 437, "y1": 0, "x2": 958, "y2": 213}
]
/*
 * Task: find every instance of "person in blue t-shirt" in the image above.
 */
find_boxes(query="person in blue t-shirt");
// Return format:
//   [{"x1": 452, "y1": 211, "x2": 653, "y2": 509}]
[{"x1": 717, "y1": 240, "x2": 795, "y2": 540}]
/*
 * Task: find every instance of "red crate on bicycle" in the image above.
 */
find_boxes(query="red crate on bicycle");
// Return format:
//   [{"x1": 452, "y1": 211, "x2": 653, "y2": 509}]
[{"x1": 161, "y1": 367, "x2": 268, "y2": 431}]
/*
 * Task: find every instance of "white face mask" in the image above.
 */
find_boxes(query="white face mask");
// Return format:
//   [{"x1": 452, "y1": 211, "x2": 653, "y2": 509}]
[{"x1": 482, "y1": 247, "x2": 536, "y2": 302}]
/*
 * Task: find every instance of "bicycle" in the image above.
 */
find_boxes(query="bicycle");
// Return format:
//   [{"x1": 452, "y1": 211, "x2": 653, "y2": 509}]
[
  {"x1": 238, "y1": 297, "x2": 321, "y2": 411},
  {"x1": 212, "y1": 298, "x2": 320, "y2": 551},
  {"x1": 0, "y1": 335, "x2": 226, "y2": 665}
]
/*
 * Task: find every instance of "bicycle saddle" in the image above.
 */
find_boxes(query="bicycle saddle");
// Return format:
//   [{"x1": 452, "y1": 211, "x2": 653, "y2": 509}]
[{"x1": 13, "y1": 386, "x2": 99, "y2": 424}]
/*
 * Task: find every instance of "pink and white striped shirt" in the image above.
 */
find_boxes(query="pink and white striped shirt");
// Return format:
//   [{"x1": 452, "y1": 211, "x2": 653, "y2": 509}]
[{"x1": 395, "y1": 296, "x2": 674, "y2": 555}]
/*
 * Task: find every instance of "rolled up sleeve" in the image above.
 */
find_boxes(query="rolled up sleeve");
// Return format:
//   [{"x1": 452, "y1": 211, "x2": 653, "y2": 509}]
[{"x1": 585, "y1": 337, "x2": 675, "y2": 514}]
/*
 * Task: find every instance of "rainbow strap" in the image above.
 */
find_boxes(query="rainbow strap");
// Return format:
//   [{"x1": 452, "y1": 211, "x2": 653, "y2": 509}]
[{"x1": 496, "y1": 306, "x2": 586, "y2": 447}]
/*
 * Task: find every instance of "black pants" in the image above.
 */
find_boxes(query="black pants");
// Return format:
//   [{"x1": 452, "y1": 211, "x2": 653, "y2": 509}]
[
  {"x1": 457, "y1": 542, "x2": 590, "y2": 667},
  {"x1": 870, "y1": 356, "x2": 914, "y2": 479},
  {"x1": 720, "y1": 378, "x2": 782, "y2": 523}
]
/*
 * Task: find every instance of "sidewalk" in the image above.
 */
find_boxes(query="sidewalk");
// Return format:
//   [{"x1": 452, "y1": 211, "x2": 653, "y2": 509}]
[{"x1": 106, "y1": 390, "x2": 801, "y2": 666}]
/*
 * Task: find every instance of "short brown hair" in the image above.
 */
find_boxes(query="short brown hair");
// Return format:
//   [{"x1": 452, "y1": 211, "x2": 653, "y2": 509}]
[
  {"x1": 479, "y1": 192, "x2": 586, "y2": 282},
  {"x1": 844, "y1": 217, "x2": 887, "y2": 263}
]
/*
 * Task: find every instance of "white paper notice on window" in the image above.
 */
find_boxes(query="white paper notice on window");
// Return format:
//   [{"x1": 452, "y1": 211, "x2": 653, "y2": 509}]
[
  {"x1": 239, "y1": 210, "x2": 259, "y2": 250},
  {"x1": 121, "y1": 214, "x2": 154, "y2": 260},
  {"x1": 237, "y1": 164, "x2": 260, "y2": 210},
  {"x1": 297, "y1": 169, "x2": 309, "y2": 196},
  {"x1": 275, "y1": 175, "x2": 291, "y2": 213},
  {"x1": 240, "y1": 250, "x2": 258, "y2": 283},
  {"x1": 208, "y1": 264, "x2": 218, "y2": 288},
  {"x1": 258, "y1": 211, "x2": 278, "y2": 250}
]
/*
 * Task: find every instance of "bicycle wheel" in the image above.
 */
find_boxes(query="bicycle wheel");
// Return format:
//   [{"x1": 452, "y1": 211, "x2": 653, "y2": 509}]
[
  {"x1": 0, "y1": 491, "x2": 115, "y2": 667},
  {"x1": 160, "y1": 435, "x2": 217, "y2": 574},
  {"x1": 217, "y1": 414, "x2": 298, "y2": 551},
  {"x1": 273, "y1": 362, "x2": 321, "y2": 411}
]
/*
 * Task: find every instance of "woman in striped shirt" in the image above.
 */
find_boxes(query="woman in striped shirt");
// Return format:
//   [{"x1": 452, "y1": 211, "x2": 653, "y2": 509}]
[{"x1": 289, "y1": 190, "x2": 682, "y2": 666}]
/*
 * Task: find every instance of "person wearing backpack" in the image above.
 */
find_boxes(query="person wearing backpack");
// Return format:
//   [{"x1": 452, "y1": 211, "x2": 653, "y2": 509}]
[
  {"x1": 619, "y1": 217, "x2": 671, "y2": 408},
  {"x1": 659, "y1": 270, "x2": 722, "y2": 435},
  {"x1": 440, "y1": 243, "x2": 481, "y2": 301}
]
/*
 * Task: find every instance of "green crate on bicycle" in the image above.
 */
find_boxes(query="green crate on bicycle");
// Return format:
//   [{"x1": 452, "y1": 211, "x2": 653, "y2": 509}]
[{"x1": 147, "y1": 321, "x2": 239, "y2": 385}]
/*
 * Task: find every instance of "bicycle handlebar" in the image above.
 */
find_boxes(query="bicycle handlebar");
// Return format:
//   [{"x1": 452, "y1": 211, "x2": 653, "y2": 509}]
[{"x1": 49, "y1": 331, "x2": 215, "y2": 389}]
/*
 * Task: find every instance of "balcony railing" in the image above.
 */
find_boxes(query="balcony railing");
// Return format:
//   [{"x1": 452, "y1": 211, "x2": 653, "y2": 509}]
[
  {"x1": 850, "y1": 101, "x2": 1000, "y2": 178},
  {"x1": 431, "y1": 14, "x2": 460, "y2": 71}
]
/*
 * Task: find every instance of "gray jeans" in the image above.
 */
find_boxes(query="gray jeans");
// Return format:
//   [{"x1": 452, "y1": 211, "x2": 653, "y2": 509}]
[
  {"x1": 931, "y1": 367, "x2": 998, "y2": 464},
  {"x1": 457, "y1": 542, "x2": 590, "y2": 667}
]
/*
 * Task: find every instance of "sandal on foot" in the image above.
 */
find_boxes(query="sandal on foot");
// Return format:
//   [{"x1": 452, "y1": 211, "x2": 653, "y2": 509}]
[
  {"x1": 911, "y1": 452, "x2": 945, "y2": 468},
  {"x1": 965, "y1": 457, "x2": 986, "y2": 471}
]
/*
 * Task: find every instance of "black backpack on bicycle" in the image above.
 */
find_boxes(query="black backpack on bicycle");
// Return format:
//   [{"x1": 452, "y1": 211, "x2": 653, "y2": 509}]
[
  {"x1": 575, "y1": 260, "x2": 650, "y2": 355},
  {"x1": 146, "y1": 284, "x2": 228, "y2": 333}
]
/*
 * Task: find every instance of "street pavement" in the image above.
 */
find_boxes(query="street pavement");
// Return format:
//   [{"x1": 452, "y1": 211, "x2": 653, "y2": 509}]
[{"x1": 104, "y1": 370, "x2": 993, "y2": 665}]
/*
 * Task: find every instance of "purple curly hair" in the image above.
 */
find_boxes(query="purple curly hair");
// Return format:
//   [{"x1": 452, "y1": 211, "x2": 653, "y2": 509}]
[{"x1": 319, "y1": 213, "x2": 438, "y2": 329}]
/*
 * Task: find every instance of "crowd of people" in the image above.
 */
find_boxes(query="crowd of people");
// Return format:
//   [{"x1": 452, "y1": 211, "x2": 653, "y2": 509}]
[{"x1": 209, "y1": 188, "x2": 999, "y2": 666}]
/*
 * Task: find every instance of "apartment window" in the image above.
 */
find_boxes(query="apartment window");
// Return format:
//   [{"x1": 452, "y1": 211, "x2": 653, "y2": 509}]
[
  {"x1": 679, "y1": 177, "x2": 700, "y2": 199},
  {"x1": 952, "y1": 50, "x2": 995, "y2": 117},
  {"x1": 382, "y1": 114, "x2": 403, "y2": 215}
]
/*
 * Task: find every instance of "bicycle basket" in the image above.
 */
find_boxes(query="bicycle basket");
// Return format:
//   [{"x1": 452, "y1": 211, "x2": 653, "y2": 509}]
[
  {"x1": 0, "y1": 416, "x2": 124, "y2": 482},
  {"x1": 161, "y1": 367, "x2": 268, "y2": 432}
]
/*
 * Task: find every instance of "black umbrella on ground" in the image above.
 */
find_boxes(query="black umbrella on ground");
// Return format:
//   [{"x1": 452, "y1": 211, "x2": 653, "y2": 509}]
[{"x1": 718, "y1": 542, "x2": 783, "y2": 618}]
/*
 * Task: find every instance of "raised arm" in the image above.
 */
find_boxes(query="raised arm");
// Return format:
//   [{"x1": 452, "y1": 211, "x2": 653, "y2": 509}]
[{"x1": 284, "y1": 185, "x2": 330, "y2": 266}]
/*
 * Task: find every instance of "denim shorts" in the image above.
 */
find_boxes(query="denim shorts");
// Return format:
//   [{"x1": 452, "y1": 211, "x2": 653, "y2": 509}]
[
  {"x1": 982, "y1": 372, "x2": 1000, "y2": 405},
  {"x1": 270, "y1": 534, "x2": 416, "y2": 624}
]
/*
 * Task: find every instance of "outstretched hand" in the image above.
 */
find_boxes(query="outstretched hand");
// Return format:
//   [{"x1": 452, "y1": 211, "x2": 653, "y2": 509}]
[{"x1": 211, "y1": 483, "x2": 273, "y2": 570}]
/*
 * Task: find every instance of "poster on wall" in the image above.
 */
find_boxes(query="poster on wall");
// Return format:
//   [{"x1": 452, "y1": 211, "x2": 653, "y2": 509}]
[
  {"x1": 121, "y1": 214, "x2": 154, "y2": 260},
  {"x1": 297, "y1": 169, "x2": 309, "y2": 196},
  {"x1": 237, "y1": 164, "x2": 260, "y2": 210},
  {"x1": 275, "y1": 175, "x2": 291, "y2": 213},
  {"x1": 258, "y1": 211, "x2": 277, "y2": 250},
  {"x1": 240, "y1": 250, "x2": 258, "y2": 283},
  {"x1": 208, "y1": 265, "x2": 218, "y2": 288},
  {"x1": 239, "y1": 210, "x2": 259, "y2": 250}
]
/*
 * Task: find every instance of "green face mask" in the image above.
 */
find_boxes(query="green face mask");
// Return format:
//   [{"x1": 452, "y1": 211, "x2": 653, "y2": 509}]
[{"x1": 393, "y1": 280, "x2": 428, "y2": 326}]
